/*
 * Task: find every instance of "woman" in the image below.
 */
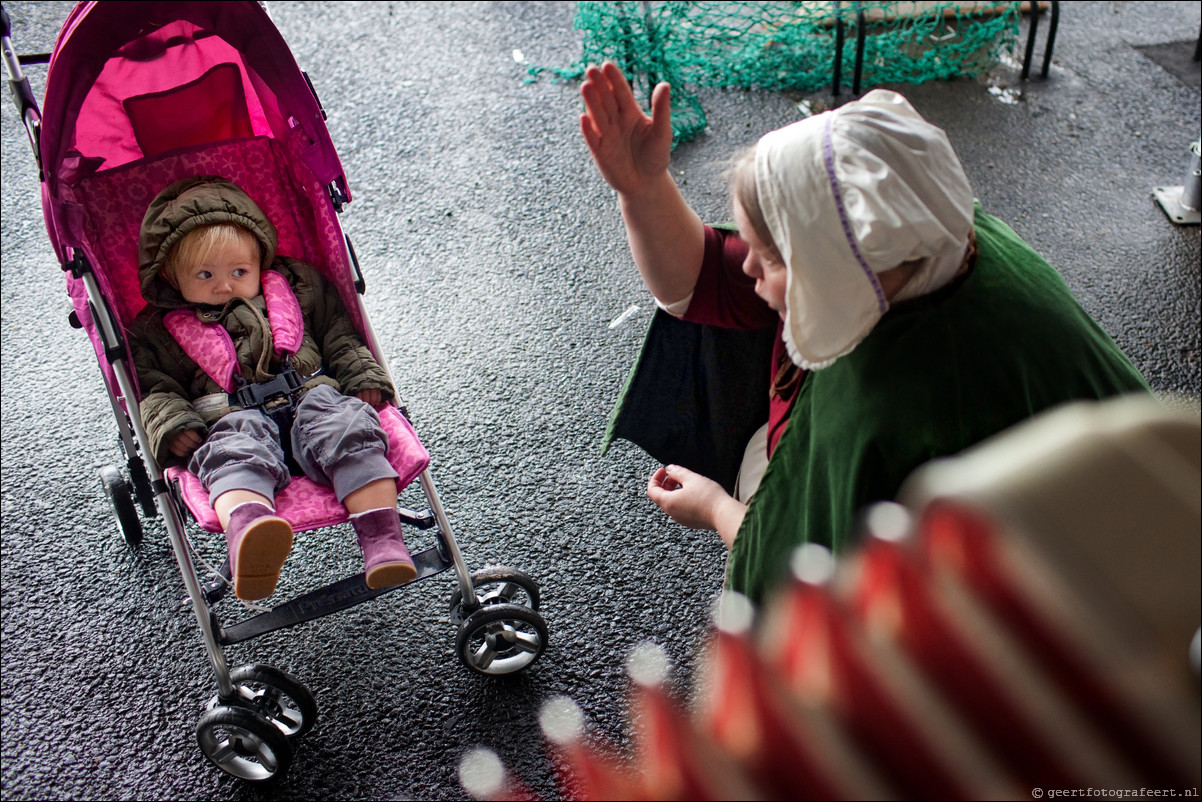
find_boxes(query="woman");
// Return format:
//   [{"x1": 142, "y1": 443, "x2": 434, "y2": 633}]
[{"x1": 581, "y1": 63, "x2": 1150, "y2": 604}]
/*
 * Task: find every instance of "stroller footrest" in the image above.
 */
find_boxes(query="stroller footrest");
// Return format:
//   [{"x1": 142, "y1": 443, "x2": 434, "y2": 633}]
[
  {"x1": 398, "y1": 507, "x2": 435, "y2": 529},
  {"x1": 217, "y1": 542, "x2": 453, "y2": 645}
]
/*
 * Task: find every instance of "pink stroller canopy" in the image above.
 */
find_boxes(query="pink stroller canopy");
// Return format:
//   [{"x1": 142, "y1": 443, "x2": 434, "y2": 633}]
[
  {"x1": 40, "y1": 1, "x2": 347, "y2": 263},
  {"x1": 43, "y1": 1, "x2": 365, "y2": 406}
]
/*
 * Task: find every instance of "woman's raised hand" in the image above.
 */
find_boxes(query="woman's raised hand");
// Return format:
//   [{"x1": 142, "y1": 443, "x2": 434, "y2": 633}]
[
  {"x1": 580, "y1": 62, "x2": 705, "y2": 323},
  {"x1": 580, "y1": 62, "x2": 673, "y2": 198}
]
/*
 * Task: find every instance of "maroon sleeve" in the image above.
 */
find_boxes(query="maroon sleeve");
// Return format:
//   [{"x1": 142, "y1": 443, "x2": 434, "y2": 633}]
[{"x1": 681, "y1": 225, "x2": 779, "y2": 330}]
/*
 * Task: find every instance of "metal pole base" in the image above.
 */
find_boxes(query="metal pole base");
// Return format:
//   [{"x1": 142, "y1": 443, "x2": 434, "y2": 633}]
[
  {"x1": 1153, "y1": 187, "x2": 1201, "y2": 225},
  {"x1": 1154, "y1": 140, "x2": 1202, "y2": 225}
]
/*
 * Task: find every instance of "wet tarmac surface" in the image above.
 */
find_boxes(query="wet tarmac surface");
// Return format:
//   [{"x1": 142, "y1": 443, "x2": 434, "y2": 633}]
[{"x1": 2, "y1": 2, "x2": 1199, "y2": 800}]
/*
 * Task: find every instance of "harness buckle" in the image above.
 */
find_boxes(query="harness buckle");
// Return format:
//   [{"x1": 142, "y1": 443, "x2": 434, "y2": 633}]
[
  {"x1": 228, "y1": 360, "x2": 311, "y2": 471},
  {"x1": 230, "y1": 361, "x2": 305, "y2": 413}
]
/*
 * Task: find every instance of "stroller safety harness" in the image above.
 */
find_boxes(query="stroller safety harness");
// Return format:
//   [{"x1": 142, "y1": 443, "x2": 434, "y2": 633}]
[
  {"x1": 163, "y1": 269, "x2": 305, "y2": 395},
  {"x1": 165, "y1": 268, "x2": 315, "y2": 460}
]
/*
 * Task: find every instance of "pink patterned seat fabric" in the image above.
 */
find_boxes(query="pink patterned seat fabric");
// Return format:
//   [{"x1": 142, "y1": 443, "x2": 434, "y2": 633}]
[{"x1": 166, "y1": 404, "x2": 430, "y2": 534}]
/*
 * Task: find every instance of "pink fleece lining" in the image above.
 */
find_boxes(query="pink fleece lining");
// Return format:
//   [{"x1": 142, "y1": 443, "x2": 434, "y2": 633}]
[{"x1": 260, "y1": 270, "x2": 303, "y2": 356}]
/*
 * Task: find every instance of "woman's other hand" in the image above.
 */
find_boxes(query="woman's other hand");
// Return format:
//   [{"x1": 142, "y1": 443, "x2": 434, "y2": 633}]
[{"x1": 647, "y1": 464, "x2": 747, "y2": 548}]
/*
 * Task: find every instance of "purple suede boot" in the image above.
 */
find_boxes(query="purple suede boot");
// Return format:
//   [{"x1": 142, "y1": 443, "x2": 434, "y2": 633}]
[
  {"x1": 352, "y1": 508, "x2": 418, "y2": 589},
  {"x1": 224, "y1": 502, "x2": 293, "y2": 601}
]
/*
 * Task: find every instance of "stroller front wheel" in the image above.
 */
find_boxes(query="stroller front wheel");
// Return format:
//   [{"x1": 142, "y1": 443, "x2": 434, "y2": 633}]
[
  {"x1": 196, "y1": 705, "x2": 293, "y2": 783},
  {"x1": 225, "y1": 664, "x2": 317, "y2": 740},
  {"x1": 448, "y1": 566, "x2": 541, "y2": 625},
  {"x1": 455, "y1": 603, "x2": 548, "y2": 676},
  {"x1": 100, "y1": 465, "x2": 142, "y2": 547}
]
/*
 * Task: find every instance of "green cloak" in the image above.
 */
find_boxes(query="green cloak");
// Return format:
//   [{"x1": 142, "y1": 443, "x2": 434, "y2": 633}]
[{"x1": 606, "y1": 206, "x2": 1150, "y2": 605}]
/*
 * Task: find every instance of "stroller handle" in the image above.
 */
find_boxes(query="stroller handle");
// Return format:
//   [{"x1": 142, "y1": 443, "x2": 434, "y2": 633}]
[{"x1": 1, "y1": 2, "x2": 45, "y2": 177}]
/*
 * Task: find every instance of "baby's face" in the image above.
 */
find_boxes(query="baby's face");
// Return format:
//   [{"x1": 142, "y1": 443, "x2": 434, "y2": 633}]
[{"x1": 175, "y1": 237, "x2": 262, "y2": 306}]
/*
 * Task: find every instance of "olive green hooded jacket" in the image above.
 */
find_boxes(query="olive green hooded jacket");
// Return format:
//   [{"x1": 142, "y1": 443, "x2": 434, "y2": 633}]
[{"x1": 130, "y1": 176, "x2": 394, "y2": 466}]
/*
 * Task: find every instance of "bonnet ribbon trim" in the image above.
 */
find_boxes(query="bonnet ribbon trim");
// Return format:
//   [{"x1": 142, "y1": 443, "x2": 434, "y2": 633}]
[{"x1": 822, "y1": 115, "x2": 888, "y2": 313}]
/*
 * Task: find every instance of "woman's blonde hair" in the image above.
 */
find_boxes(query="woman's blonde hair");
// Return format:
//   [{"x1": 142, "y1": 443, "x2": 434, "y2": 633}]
[
  {"x1": 729, "y1": 147, "x2": 783, "y2": 264},
  {"x1": 163, "y1": 223, "x2": 260, "y2": 287}
]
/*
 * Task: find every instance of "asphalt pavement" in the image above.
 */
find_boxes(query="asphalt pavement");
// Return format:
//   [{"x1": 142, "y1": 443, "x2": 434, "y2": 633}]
[{"x1": 2, "y1": 2, "x2": 1199, "y2": 800}]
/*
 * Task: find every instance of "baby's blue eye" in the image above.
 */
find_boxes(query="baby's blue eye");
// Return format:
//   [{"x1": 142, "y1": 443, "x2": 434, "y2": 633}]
[
  {"x1": 232, "y1": 268, "x2": 248, "y2": 278},
  {"x1": 197, "y1": 271, "x2": 212, "y2": 280}
]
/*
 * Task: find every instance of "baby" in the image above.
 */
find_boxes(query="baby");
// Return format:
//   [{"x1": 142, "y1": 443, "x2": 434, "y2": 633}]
[{"x1": 131, "y1": 176, "x2": 416, "y2": 600}]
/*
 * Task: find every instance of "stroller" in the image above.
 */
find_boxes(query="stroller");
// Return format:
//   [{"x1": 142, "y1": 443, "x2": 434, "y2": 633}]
[{"x1": 2, "y1": 0, "x2": 548, "y2": 783}]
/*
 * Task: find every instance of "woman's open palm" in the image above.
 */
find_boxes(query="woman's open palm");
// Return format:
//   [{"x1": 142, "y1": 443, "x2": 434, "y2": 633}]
[{"x1": 580, "y1": 62, "x2": 673, "y2": 197}]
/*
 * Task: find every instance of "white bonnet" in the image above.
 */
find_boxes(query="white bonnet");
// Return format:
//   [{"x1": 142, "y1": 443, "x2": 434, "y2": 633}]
[{"x1": 755, "y1": 89, "x2": 974, "y2": 369}]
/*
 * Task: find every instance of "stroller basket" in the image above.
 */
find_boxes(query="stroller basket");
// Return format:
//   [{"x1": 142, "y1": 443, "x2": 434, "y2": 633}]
[{"x1": 3, "y1": 0, "x2": 548, "y2": 784}]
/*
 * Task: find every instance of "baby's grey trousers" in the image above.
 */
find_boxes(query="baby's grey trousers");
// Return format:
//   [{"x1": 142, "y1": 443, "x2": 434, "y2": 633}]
[{"x1": 189, "y1": 384, "x2": 398, "y2": 506}]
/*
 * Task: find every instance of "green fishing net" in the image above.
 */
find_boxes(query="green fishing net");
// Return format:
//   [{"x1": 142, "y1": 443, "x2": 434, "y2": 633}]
[{"x1": 533, "y1": 2, "x2": 1022, "y2": 146}]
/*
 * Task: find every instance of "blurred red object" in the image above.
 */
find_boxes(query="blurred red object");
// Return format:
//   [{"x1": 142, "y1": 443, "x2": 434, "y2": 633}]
[
  {"x1": 700, "y1": 591, "x2": 890, "y2": 800},
  {"x1": 458, "y1": 746, "x2": 541, "y2": 802},
  {"x1": 539, "y1": 696, "x2": 642, "y2": 802},
  {"x1": 848, "y1": 509, "x2": 1139, "y2": 790},
  {"x1": 626, "y1": 642, "x2": 760, "y2": 801},
  {"x1": 761, "y1": 544, "x2": 1018, "y2": 799},
  {"x1": 905, "y1": 397, "x2": 1201, "y2": 788},
  {"x1": 475, "y1": 397, "x2": 1200, "y2": 800}
]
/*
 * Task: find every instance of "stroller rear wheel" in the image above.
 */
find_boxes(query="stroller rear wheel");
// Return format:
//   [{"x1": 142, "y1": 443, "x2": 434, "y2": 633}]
[
  {"x1": 196, "y1": 705, "x2": 293, "y2": 782},
  {"x1": 455, "y1": 602, "x2": 548, "y2": 676},
  {"x1": 226, "y1": 664, "x2": 317, "y2": 740},
  {"x1": 99, "y1": 465, "x2": 142, "y2": 547}
]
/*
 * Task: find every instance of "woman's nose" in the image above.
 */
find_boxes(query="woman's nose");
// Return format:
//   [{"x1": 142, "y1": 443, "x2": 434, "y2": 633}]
[{"x1": 742, "y1": 254, "x2": 761, "y2": 278}]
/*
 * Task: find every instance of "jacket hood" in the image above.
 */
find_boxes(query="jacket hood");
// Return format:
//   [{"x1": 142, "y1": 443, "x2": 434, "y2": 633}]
[{"x1": 138, "y1": 176, "x2": 278, "y2": 310}]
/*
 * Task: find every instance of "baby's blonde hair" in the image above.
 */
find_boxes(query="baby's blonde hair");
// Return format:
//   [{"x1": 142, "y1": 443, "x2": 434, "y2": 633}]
[{"x1": 162, "y1": 223, "x2": 260, "y2": 287}]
